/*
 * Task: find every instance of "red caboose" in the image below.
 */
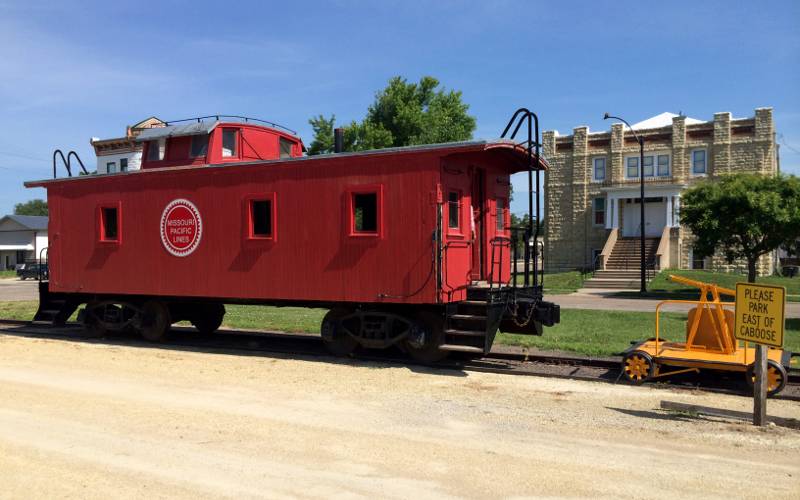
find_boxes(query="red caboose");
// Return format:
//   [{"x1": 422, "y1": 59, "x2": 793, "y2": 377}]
[{"x1": 27, "y1": 112, "x2": 558, "y2": 361}]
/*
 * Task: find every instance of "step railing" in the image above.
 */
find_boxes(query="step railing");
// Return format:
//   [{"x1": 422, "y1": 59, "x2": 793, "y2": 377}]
[{"x1": 37, "y1": 247, "x2": 49, "y2": 282}]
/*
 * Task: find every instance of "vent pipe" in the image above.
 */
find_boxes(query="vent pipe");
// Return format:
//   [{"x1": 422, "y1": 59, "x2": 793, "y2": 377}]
[{"x1": 334, "y1": 127, "x2": 344, "y2": 153}]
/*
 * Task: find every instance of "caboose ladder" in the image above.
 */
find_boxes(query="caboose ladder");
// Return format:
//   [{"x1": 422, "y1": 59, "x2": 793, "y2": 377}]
[{"x1": 441, "y1": 286, "x2": 505, "y2": 354}]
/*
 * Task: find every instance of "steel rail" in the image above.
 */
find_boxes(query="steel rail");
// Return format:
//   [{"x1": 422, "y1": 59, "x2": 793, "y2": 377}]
[{"x1": 0, "y1": 321, "x2": 796, "y2": 398}]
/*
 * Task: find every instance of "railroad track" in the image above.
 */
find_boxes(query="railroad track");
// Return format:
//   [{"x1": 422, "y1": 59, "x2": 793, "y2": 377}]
[{"x1": 1, "y1": 319, "x2": 797, "y2": 401}]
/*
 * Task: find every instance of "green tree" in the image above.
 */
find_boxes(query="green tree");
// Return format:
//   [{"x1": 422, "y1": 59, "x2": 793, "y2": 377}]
[
  {"x1": 307, "y1": 76, "x2": 476, "y2": 154},
  {"x1": 679, "y1": 173, "x2": 800, "y2": 282},
  {"x1": 13, "y1": 199, "x2": 48, "y2": 216}
]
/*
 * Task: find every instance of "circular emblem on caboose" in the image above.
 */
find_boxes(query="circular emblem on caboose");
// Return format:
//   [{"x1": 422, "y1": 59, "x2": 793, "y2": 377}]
[{"x1": 160, "y1": 199, "x2": 202, "y2": 257}]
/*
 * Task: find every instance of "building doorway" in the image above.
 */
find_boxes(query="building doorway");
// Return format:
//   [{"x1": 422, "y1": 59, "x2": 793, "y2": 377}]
[{"x1": 622, "y1": 197, "x2": 666, "y2": 237}]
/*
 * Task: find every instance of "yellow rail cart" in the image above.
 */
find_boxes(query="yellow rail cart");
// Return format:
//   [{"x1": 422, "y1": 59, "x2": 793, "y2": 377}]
[{"x1": 621, "y1": 275, "x2": 792, "y2": 396}]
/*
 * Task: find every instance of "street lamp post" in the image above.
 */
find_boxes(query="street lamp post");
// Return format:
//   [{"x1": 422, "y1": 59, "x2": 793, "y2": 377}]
[{"x1": 604, "y1": 113, "x2": 647, "y2": 294}]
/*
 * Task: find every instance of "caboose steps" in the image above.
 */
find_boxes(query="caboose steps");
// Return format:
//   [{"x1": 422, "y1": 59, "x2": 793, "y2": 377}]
[
  {"x1": 439, "y1": 344, "x2": 484, "y2": 353},
  {"x1": 33, "y1": 281, "x2": 80, "y2": 326},
  {"x1": 448, "y1": 314, "x2": 487, "y2": 321},
  {"x1": 444, "y1": 329, "x2": 486, "y2": 337}
]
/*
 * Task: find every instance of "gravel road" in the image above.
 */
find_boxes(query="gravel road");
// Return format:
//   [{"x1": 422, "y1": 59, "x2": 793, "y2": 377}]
[{"x1": 0, "y1": 334, "x2": 798, "y2": 499}]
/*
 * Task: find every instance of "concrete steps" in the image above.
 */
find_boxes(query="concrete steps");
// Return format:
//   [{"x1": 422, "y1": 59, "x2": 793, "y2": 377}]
[{"x1": 584, "y1": 237, "x2": 660, "y2": 290}]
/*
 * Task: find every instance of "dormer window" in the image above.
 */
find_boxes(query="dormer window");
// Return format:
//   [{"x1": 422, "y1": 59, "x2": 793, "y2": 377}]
[
  {"x1": 279, "y1": 137, "x2": 293, "y2": 159},
  {"x1": 146, "y1": 138, "x2": 165, "y2": 161},
  {"x1": 222, "y1": 129, "x2": 238, "y2": 158},
  {"x1": 190, "y1": 134, "x2": 209, "y2": 158}
]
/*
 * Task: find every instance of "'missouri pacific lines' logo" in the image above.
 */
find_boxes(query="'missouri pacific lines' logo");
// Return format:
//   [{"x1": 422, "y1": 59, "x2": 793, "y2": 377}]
[{"x1": 160, "y1": 198, "x2": 202, "y2": 257}]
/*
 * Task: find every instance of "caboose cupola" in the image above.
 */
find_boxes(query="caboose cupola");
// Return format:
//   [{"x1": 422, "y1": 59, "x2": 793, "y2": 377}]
[{"x1": 136, "y1": 115, "x2": 304, "y2": 169}]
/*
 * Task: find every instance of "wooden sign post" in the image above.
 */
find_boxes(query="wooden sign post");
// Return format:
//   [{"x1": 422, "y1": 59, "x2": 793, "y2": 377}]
[{"x1": 733, "y1": 283, "x2": 786, "y2": 426}]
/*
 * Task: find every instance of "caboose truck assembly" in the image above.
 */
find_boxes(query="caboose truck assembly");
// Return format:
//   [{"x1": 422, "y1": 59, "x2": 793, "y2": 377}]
[
  {"x1": 26, "y1": 110, "x2": 559, "y2": 361},
  {"x1": 621, "y1": 275, "x2": 791, "y2": 395}
]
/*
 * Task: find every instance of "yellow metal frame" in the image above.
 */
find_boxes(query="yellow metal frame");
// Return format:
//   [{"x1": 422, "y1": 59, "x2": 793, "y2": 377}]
[{"x1": 635, "y1": 274, "x2": 785, "y2": 373}]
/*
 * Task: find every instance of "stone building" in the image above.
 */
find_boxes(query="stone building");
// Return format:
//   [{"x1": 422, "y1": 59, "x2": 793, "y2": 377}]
[
  {"x1": 90, "y1": 116, "x2": 165, "y2": 174},
  {"x1": 543, "y1": 108, "x2": 779, "y2": 283}
]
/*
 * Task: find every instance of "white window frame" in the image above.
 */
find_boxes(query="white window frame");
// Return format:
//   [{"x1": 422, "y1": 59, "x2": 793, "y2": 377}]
[
  {"x1": 625, "y1": 152, "x2": 671, "y2": 179},
  {"x1": 592, "y1": 157, "x2": 606, "y2": 182},
  {"x1": 656, "y1": 154, "x2": 670, "y2": 177},
  {"x1": 691, "y1": 148, "x2": 707, "y2": 176},
  {"x1": 106, "y1": 161, "x2": 116, "y2": 174},
  {"x1": 626, "y1": 156, "x2": 639, "y2": 179}
]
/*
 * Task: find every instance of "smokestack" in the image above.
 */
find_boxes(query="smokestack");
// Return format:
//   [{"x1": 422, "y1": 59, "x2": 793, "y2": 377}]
[{"x1": 334, "y1": 127, "x2": 344, "y2": 153}]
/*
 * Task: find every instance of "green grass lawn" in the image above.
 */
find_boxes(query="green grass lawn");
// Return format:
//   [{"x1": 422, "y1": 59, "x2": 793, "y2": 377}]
[
  {"x1": 515, "y1": 270, "x2": 586, "y2": 294},
  {"x1": 647, "y1": 269, "x2": 800, "y2": 301},
  {"x1": 3, "y1": 300, "x2": 797, "y2": 359},
  {"x1": 498, "y1": 310, "x2": 800, "y2": 357},
  {"x1": 0, "y1": 270, "x2": 17, "y2": 280}
]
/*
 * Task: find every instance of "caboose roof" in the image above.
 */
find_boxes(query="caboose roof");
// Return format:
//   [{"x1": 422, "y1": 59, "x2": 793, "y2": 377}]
[
  {"x1": 25, "y1": 139, "x2": 548, "y2": 188},
  {"x1": 135, "y1": 121, "x2": 220, "y2": 141}
]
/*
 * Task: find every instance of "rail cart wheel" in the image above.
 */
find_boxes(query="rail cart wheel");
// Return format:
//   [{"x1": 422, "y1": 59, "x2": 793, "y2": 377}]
[
  {"x1": 404, "y1": 311, "x2": 448, "y2": 363},
  {"x1": 321, "y1": 308, "x2": 358, "y2": 356},
  {"x1": 621, "y1": 351, "x2": 655, "y2": 385},
  {"x1": 139, "y1": 301, "x2": 171, "y2": 342},
  {"x1": 191, "y1": 303, "x2": 226, "y2": 335},
  {"x1": 83, "y1": 304, "x2": 108, "y2": 338},
  {"x1": 745, "y1": 360, "x2": 787, "y2": 396}
]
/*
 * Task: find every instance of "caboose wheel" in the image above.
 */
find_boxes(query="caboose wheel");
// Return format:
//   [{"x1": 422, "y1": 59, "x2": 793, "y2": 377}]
[
  {"x1": 83, "y1": 303, "x2": 109, "y2": 338},
  {"x1": 404, "y1": 311, "x2": 448, "y2": 363},
  {"x1": 621, "y1": 351, "x2": 655, "y2": 385},
  {"x1": 745, "y1": 359, "x2": 787, "y2": 396},
  {"x1": 139, "y1": 301, "x2": 171, "y2": 342},
  {"x1": 191, "y1": 303, "x2": 225, "y2": 335},
  {"x1": 321, "y1": 308, "x2": 358, "y2": 356}
]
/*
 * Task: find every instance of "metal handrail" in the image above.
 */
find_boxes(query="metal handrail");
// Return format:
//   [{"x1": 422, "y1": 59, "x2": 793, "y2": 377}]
[
  {"x1": 488, "y1": 236, "x2": 511, "y2": 289},
  {"x1": 38, "y1": 247, "x2": 48, "y2": 281},
  {"x1": 501, "y1": 108, "x2": 542, "y2": 289},
  {"x1": 590, "y1": 253, "x2": 603, "y2": 277},
  {"x1": 163, "y1": 115, "x2": 297, "y2": 136},
  {"x1": 654, "y1": 298, "x2": 736, "y2": 360},
  {"x1": 52, "y1": 149, "x2": 88, "y2": 178}
]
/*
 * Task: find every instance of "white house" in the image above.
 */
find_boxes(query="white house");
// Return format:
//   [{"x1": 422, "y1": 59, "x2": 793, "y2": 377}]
[
  {"x1": 91, "y1": 116, "x2": 165, "y2": 174},
  {"x1": 0, "y1": 215, "x2": 48, "y2": 270}
]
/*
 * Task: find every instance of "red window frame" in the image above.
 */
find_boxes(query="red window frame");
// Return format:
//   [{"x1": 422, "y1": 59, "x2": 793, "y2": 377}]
[
  {"x1": 244, "y1": 193, "x2": 277, "y2": 242},
  {"x1": 495, "y1": 197, "x2": 508, "y2": 234},
  {"x1": 98, "y1": 202, "x2": 121, "y2": 244},
  {"x1": 346, "y1": 184, "x2": 383, "y2": 238},
  {"x1": 220, "y1": 127, "x2": 241, "y2": 161},
  {"x1": 447, "y1": 190, "x2": 463, "y2": 236}
]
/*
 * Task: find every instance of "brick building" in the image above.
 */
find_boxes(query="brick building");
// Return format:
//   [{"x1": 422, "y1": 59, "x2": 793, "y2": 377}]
[{"x1": 543, "y1": 108, "x2": 779, "y2": 283}]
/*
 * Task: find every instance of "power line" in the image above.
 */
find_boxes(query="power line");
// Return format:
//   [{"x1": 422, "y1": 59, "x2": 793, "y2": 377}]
[
  {"x1": 0, "y1": 150, "x2": 48, "y2": 162},
  {"x1": 778, "y1": 134, "x2": 800, "y2": 155}
]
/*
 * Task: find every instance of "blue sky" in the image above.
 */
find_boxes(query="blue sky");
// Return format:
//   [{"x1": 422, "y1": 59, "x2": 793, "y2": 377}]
[{"x1": 0, "y1": 0, "x2": 798, "y2": 215}]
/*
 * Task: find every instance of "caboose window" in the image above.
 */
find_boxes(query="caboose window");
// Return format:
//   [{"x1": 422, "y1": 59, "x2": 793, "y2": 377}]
[
  {"x1": 353, "y1": 193, "x2": 378, "y2": 233},
  {"x1": 250, "y1": 200, "x2": 273, "y2": 238},
  {"x1": 190, "y1": 134, "x2": 209, "y2": 158},
  {"x1": 222, "y1": 129, "x2": 238, "y2": 157},
  {"x1": 447, "y1": 191, "x2": 460, "y2": 230},
  {"x1": 496, "y1": 198, "x2": 506, "y2": 232},
  {"x1": 279, "y1": 137, "x2": 293, "y2": 159},
  {"x1": 147, "y1": 139, "x2": 165, "y2": 161},
  {"x1": 100, "y1": 206, "x2": 119, "y2": 242}
]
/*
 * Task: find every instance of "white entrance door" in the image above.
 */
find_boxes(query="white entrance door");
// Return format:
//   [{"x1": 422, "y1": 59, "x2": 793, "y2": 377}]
[
  {"x1": 645, "y1": 201, "x2": 666, "y2": 237},
  {"x1": 623, "y1": 199, "x2": 666, "y2": 237}
]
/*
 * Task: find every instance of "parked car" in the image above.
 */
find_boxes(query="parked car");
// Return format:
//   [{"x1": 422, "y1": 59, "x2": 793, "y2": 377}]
[{"x1": 17, "y1": 263, "x2": 47, "y2": 280}]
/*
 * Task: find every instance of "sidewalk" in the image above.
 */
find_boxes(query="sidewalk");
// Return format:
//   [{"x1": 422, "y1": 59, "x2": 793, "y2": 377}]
[{"x1": 551, "y1": 288, "x2": 800, "y2": 318}]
